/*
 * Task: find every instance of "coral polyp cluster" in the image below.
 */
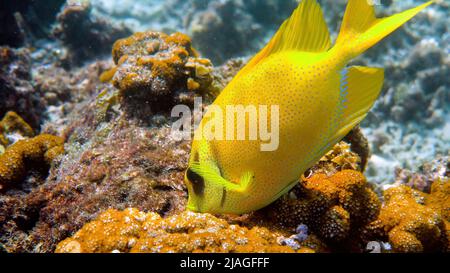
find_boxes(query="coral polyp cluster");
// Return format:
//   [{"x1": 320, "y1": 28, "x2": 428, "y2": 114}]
[
  {"x1": 366, "y1": 180, "x2": 449, "y2": 252},
  {"x1": 55, "y1": 209, "x2": 303, "y2": 253}
]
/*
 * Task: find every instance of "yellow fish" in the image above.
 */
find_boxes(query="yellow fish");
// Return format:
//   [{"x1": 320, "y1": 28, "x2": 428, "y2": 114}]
[{"x1": 185, "y1": 0, "x2": 433, "y2": 214}]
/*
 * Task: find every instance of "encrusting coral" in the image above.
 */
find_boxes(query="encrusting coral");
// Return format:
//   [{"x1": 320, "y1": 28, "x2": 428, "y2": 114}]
[
  {"x1": 55, "y1": 209, "x2": 306, "y2": 253},
  {"x1": 261, "y1": 170, "x2": 381, "y2": 248},
  {"x1": 106, "y1": 31, "x2": 215, "y2": 114},
  {"x1": 366, "y1": 180, "x2": 449, "y2": 252},
  {"x1": 0, "y1": 134, "x2": 64, "y2": 191},
  {"x1": 0, "y1": 111, "x2": 35, "y2": 147}
]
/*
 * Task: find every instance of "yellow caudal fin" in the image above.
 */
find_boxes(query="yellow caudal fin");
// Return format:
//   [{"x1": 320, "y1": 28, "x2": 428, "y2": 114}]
[
  {"x1": 335, "y1": 66, "x2": 384, "y2": 139},
  {"x1": 335, "y1": 0, "x2": 433, "y2": 59},
  {"x1": 234, "y1": 0, "x2": 331, "y2": 79}
]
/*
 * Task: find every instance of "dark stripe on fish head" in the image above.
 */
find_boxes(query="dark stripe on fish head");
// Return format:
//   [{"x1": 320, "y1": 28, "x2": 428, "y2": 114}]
[{"x1": 186, "y1": 168, "x2": 205, "y2": 196}]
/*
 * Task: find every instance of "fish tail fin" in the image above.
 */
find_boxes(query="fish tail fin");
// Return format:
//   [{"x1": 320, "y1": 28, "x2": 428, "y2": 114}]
[{"x1": 335, "y1": 0, "x2": 433, "y2": 59}]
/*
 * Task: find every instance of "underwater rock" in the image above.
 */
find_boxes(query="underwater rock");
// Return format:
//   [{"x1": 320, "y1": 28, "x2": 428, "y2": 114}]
[
  {"x1": 261, "y1": 170, "x2": 381, "y2": 250},
  {"x1": 212, "y1": 58, "x2": 246, "y2": 90},
  {"x1": 0, "y1": 100, "x2": 190, "y2": 252},
  {"x1": 0, "y1": 28, "x2": 218, "y2": 251},
  {"x1": 35, "y1": 60, "x2": 112, "y2": 135},
  {"x1": 0, "y1": 134, "x2": 64, "y2": 192},
  {"x1": 55, "y1": 209, "x2": 304, "y2": 253},
  {"x1": 53, "y1": 0, "x2": 132, "y2": 63},
  {"x1": 0, "y1": 47, "x2": 45, "y2": 129},
  {"x1": 110, "y1": 31, "x2": 215, "y2": 116},
  {"x1": 366, "y1": 181, "x2": 449, "y2": 253}
]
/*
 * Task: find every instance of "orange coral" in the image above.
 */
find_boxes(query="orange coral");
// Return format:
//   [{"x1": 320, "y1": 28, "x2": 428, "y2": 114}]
[
  {"x1": 55, "y1": 209, "x2": 307, "y2": 253},
  {"x1": 0, "y1": 134, "x2": 64, "y2": 191},
  {"x1": 0, "y1": 111, "x2": 34, "y2": 147},
  {"x1": 426, "y1": 179, "x2": 450, "y2": 221},
  {"x1": 262, "y1": 170, "x2": 380, "y2": 246},
  {"x1": 371, "y1": 183, "x2": 449, "y2": 252}
]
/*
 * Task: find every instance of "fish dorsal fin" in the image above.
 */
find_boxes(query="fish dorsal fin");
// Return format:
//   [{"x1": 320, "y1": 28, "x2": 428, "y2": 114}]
[{"x1": 235, "y1": 0, "x2": 331, "y2": 79}]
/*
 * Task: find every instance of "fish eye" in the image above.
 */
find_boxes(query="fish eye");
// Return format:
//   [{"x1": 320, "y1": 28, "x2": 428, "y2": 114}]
[{"x1": 186, "y1": 168, "x2": 205, "y2": 196}]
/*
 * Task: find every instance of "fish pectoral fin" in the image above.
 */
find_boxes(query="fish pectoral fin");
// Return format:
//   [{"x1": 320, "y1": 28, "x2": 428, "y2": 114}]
[
  {"x1": 234, "y1": 0, "x2": 331, "y2": 79},
  {"x1": 231, "y1": 171, "x2": 255, "y2": 195},
  {"x1": 335, "y1": 66, "x2": 385, "y2": 140}
]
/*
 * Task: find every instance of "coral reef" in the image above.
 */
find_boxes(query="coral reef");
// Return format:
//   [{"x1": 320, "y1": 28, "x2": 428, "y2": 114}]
[
  {"x1": 0, "y1": 107, "x2": 189, "y2": 252},
  {"x1": 366, "y1": 181, "x2": 449, "y2": 252},
  {"x1": 0, "y1": 0, "x2": 448, "y2": 254},
  {"x1": 55, "y1": 209, "x2": 307, "y2": 253},
  {"x1": 0, "y1": 29, "x2": 214, "y2": 253},
  {"x1": 260, "y1": 170, "x2": 381, "y2": 250},
  {"x1": 53, "y1": 0, "x2": 132, "y2": 62},
  {"x1": 110, "y1": 31, "x2": 215, "y2": 115},
  {"x1": 0, "y1": 134, "x2": 64, "y2": 191}
]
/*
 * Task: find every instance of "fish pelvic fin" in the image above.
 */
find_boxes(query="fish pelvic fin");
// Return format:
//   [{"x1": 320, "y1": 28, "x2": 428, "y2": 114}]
[
  {"x1": 334, "y1": 66, "x2": 384, "y2": 140},
  {"x1": 234, "y1": 0, "x2": 331, "y2": 79},
  {"x1": 335, "y1": 0, "x2": 433, "y2": 59}
]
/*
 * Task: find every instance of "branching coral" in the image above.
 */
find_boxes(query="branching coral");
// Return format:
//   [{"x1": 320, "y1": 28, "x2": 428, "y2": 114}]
[
  {"x1": 108, "y1": 31, "x2": 215, "y2": 114},
  {"x1": 261, "y1": 170, "x2": 381, "y2": 248},
  {"x1": 0, "y1": 134, "x2": 64, "y2": 191},
  {"x1": 55, "y1": 209, "x2": 302, "y2": 253},
  {"x1": 366, "y1": 181, "x2": 449, "y2": 252}
]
